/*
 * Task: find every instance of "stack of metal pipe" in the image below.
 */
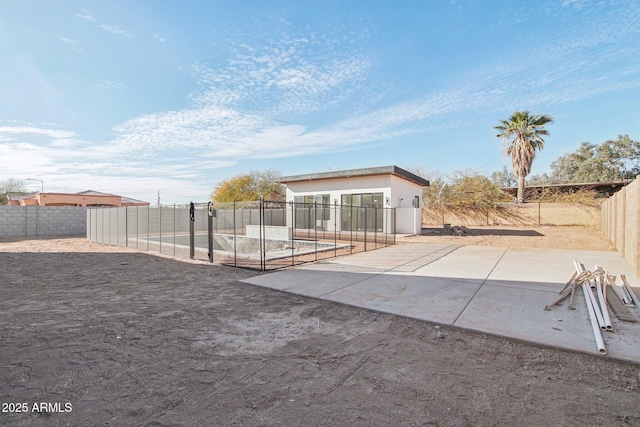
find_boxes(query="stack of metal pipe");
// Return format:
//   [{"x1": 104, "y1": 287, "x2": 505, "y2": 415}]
[{"x1": 545, "y1": 260, "x2": 640, "y2": 356}]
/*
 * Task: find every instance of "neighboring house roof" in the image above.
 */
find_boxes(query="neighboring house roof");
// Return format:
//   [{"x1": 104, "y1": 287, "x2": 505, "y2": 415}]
[
  {"x1": 76, "y1": 190, "x2": 149, "y2": 205},
  {"x1": 5, "y1": 190, "x2": 149, "y2": 206},
  {"x1": 279, "y1": 165, "x2": 430, "y2": 187},
  {"x1": 121, "y1": 196, "x2": 149, "y2": 205},
  {"x1": 75, "y1": 190, "x2": 117, "y2": 196},
  {"x1": 6, "y1": 192, "x2": 37, "y2": 200}
]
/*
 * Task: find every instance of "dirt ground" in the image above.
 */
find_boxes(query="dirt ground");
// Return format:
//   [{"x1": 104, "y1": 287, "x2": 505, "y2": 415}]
[{"x1": 1, "y1": 232, "x2": 639, "y2": 426}]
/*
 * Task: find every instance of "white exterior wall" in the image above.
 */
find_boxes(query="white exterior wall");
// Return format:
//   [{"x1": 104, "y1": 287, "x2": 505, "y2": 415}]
[
  {"x1": 390, "y1": 175, "x2": 422, "y2": 234},
  {"x1": 284, "y1": 174, "x2": 424, "y2": 234}
]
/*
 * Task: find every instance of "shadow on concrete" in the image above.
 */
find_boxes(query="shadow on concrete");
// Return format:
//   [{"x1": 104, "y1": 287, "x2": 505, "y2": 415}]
[
  {"x1": 421, "y1": 227, "x2": 543, "y2": 237},
  {"x1": 469, "y1": 228, "x2": 544, "y2": 237}
]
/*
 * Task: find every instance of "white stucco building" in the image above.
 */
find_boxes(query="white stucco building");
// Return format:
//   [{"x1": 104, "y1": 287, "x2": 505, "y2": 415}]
[{"x1": 279, "y1": 165, "x2": 429, "y2": 234}]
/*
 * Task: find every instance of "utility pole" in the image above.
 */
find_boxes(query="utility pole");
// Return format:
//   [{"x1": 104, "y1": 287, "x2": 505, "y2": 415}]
[
  {"x1": 26, "y1": 178, "x2": 44, "y2": 193},
  {"x1": 157, "y1": 190, "x2": 160, "y2": 206}
]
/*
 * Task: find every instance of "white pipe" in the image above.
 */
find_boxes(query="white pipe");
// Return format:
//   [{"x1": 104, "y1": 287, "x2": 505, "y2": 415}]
[
  {"x1": 606, "y1": 275, "x2": 631, "y2": 305},
  {"x1": 582, "y1": 283, "x2": 607, "y2": 355},
  {"x1": 620, "y1": 282, "x2": 634, "y2": 305},
  {"x1": 621, "y1": 275, "x2": 640, "y2": 307},
  {"x1": 595, "y1": 273, "x2": 613, "y2": 331},
  {"x1": 612, "y1": 284, "x2": 632, "y2": 305},
  {"x1": 585, "y1": 284, "x2": 607, "y2": 331}
]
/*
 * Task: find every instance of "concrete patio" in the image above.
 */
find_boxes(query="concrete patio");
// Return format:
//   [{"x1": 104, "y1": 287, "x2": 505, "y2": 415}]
[{"x1": 242, "y1": 243, "x2": 640, "y2": 363}]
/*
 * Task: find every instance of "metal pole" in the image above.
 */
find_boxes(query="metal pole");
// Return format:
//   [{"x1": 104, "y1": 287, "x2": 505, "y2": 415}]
[
  {"x1": 173, "y1": 203, "x2": 176, "y2": 257},
  {"x1": 291, "y1": 201, "x2": 295, "y2": 266},
  {"x1": 233, "y1": 201, "x2": 237, "y2": 267},
  {"x1": 116, "y1": 206, "x2": 119, "y2": 245},
  {"x1": 189, "y1": 202, "x2": 195, "y2": 259},
  {"x1": 259, "y1": 200, "x2": 264, "y2": 271},
  {"x1": 159, "y1": 205, "x2": 162, "y2": 253},
  {"x1": 147, "y1": 205, "x2": 150, "y2": 251},
  {"x1": 393, "y1": 208, "x2": 396, "y2": 245},
  {"x1": 538, "y1": 202, "x2": 541, "y2": 226},
  {"x1": 334, "y1": 201, "x2": 337, "y2": 257},
  {"x1": 207, "y1": 202, "x2": 214, "y2": 263},
  {"x1": 125, "y1": 206, "x2": 128, "y2": 247},
  {"x1": 364, "y1": 207, "x2": 367, "y2": 252},
  {"x1": 314, "y1": 201, "x2": 318, "y2": 262},
  {"x1": 350, "y1": 204, "x2": 353, "y2": 254},
  {"x1": 374, "y1": 207, "x2": 378, "y2": 250}
]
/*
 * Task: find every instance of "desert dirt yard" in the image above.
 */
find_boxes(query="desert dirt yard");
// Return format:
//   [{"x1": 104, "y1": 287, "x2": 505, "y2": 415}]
[{"x1": 1, "y1": 226, "x2": 639, "y2": 426}]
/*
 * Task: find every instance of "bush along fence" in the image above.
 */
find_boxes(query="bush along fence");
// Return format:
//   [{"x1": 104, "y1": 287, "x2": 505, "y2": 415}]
[
  {"x1": 422, "y1": 202, "x2": 601, "y2": 227},
  {"x1": 87, "y1": 200, "x2": 396, "y2": 271}
]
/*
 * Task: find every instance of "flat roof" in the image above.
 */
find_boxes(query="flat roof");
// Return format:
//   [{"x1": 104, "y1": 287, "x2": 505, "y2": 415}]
[{"x1": 279, "y1": 165, "x2": 429, "y2": 187}]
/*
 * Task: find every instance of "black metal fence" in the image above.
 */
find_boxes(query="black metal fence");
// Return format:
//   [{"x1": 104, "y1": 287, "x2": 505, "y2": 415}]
[{"x1": 87, "y1": 200, "x2": 396, "y2": 271}]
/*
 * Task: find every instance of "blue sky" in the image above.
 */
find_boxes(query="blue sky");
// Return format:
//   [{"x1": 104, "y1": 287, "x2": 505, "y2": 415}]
[{"x1": 1, "y1": 0, "x2": 639, "y2": 204}]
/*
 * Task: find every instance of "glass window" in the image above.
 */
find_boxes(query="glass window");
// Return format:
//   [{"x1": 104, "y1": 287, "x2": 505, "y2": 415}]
[{"x1": 373, "y1": 193, "x2": 383, "y2": 208}]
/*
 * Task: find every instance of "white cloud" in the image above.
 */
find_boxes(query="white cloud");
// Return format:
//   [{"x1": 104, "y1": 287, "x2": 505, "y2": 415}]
[
  {"x1": 152, "y1": 33, "x2": 166, "y2": 42},
  {"x1": 100, "y1": 24, "x2": 133, "y2": 37},
  {"x1": 99, "y1": 81, "x2": 126, "y2": 90},
  {"x1": 76, "y1": 13, "x2": 95, "y2": 22},
  {"x1": 58, "y1": 36, "x2": 79, "y2": 45},
  {"x1": 561, "y1": 0, "x2": 589, "y2": 9},
  {"x1": 0, "y1": 126, "x2": 77, "y2": 140},
  {"x1": 0, "y1": 124, "x2": 231, "y2": 203},
  {"x1": 189, "y1": 36, "x2": 374, "y2": 115},
  {"x1": 16, "y1": 2, "x2": 631, "y2": 199}
]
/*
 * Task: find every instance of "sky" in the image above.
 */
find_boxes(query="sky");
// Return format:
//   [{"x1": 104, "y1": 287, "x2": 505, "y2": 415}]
[{"x1": 1, "y1": 0, "x2": 639, "y2": 204}]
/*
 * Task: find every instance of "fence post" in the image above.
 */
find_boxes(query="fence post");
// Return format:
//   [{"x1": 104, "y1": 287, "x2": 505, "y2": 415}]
[
  {"x1": 538, "y1": 202, "x2": 541, "y2": 226},
  {"x1": 311, "y1": 202, "x2": 316, "y2": 261},
  {"x1": 189, "y1": 202, "x2": 195, "y2": 259},
  {"x1": 159, "y1": 205, "x2": 162, "y2": 254},
  {"x1": 291, "y1": 201, "x2": 295, "y2": 266},
  {"x1": 125, "y1": 206, "x2": 128, "y2": 247},
  {"x1": 333, "y1": 200, "x2": 338, "y2": 257},
  {"x1": 207, "y1": 202, "x2": 214, "y2": 264},
  {"x1": 374, "y1": 207, "x2": 378, "y2": 250},
  {"x1": 173, "y1": 204, "x2": 176, "y2": 257},
  {"x1": 350, "y1": 204, "x2": 353, "y2": 254},
  {"x1": 259, "y1": 199, "x2": 265, "y2": 271},
  {"x1": 233, "y1": 201, "x2": 237, "y2": 267},
  {"x1": 364, "y1": 207, "x2": 367, "y2": 251},
  {"x1": 393, "y1": 208, "x2": 397, "y2": 245},
  {"x1": 108, "y1": 208, "x2": 111, "y2": 245}
]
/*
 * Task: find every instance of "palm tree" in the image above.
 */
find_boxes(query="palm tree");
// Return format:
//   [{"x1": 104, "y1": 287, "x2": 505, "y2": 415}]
[{"x1": 494, "y1": 111, "x2": 553, "y2": 203}]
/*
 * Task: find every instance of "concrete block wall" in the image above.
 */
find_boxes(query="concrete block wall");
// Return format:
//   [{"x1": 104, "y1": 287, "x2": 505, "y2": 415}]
[
  {"x1": 624, "y1": 181, "x2": 639, "y2": 275},
  {"x1": 602, "y1": 177, "x2": 640, "y2": 277},
  {"x1": 0, "y1": 206, "x2": 87, "y2": 238}
]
